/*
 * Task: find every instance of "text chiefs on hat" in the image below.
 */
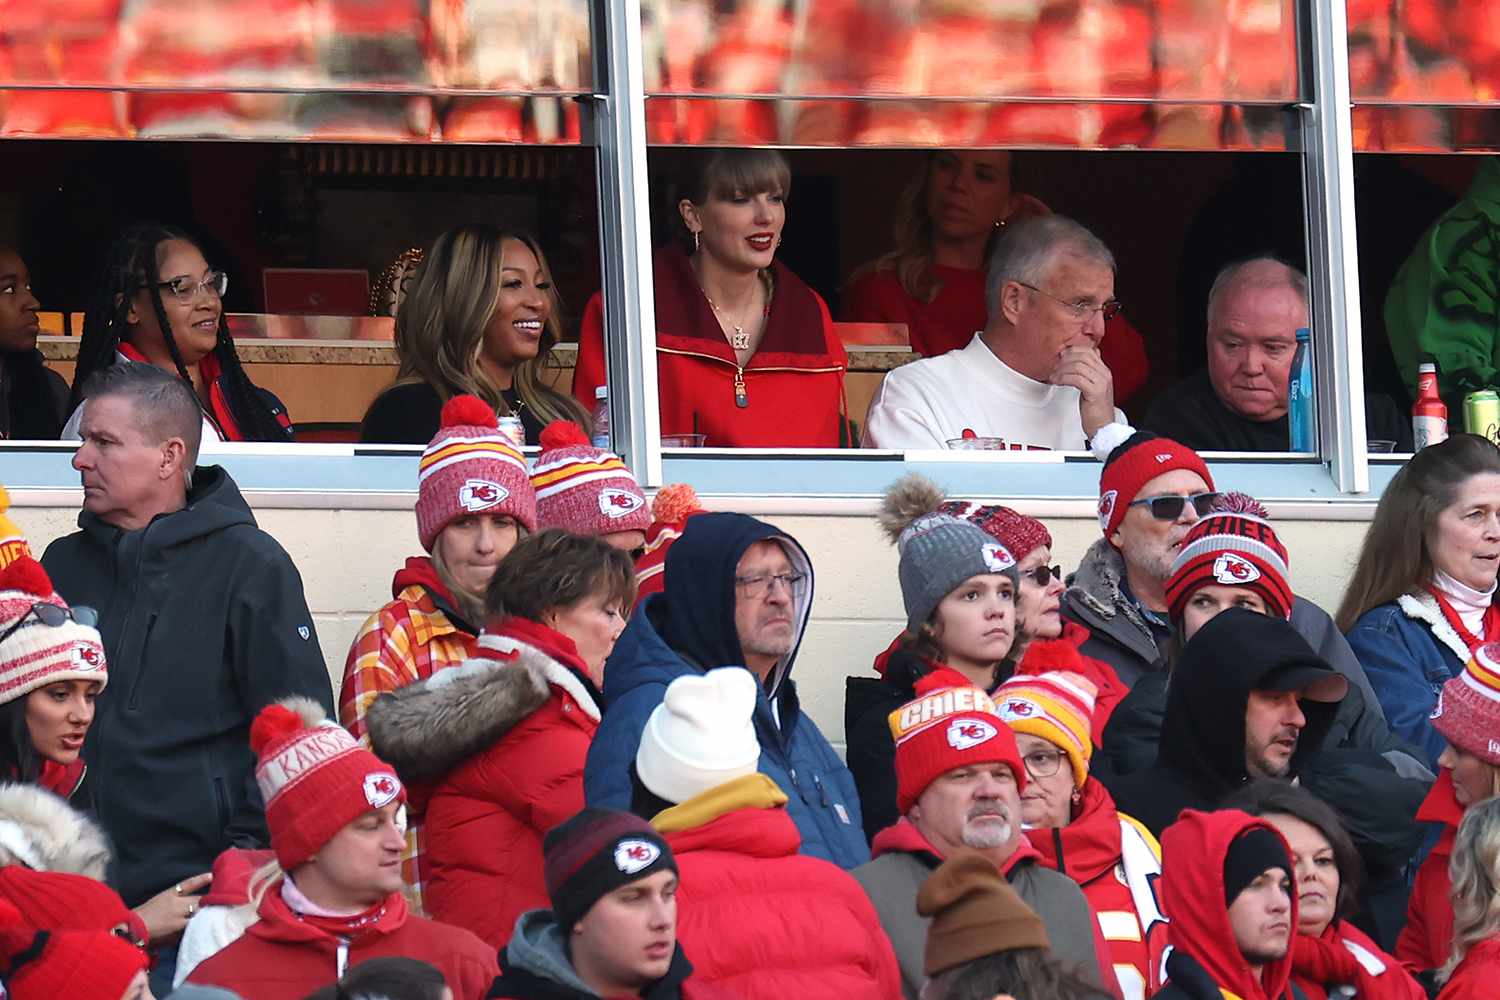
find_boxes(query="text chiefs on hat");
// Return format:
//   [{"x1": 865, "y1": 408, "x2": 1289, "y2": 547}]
[
  {"x1": 613, "y1": 839, "x2": 661, "y2": 874},
  {"x1": 896, "y1": 687, "x2": 997, "y2": 737}
]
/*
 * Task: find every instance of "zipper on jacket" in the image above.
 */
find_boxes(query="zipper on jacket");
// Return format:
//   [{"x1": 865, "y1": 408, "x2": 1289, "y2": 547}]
[
  {"x1": 813, "y1": 773, "x2": 830, "y2": 808},
  {"x1": 336, "y1": 937, "x2": 350, "y2": 978},
  {"x1": 656, "y1": 345, "x2": 844, "y2": 410},
  {"x1": 212, "y1": 776, "x2": 231, "y2": 832},
  {"x1": 785, "y1": 766, "x2": 810, "y2": 805},
  {"x1": 126, "y1": 613, "x2": 159, "y2": 710}
]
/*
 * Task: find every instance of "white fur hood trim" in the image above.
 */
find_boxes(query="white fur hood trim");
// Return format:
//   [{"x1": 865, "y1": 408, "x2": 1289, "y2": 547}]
[
  {"x1": 0, "y1": 783, "x2": 112, "y2": 878},
  {"x1": 1396, "y1": 591, "x2": 1473, "y2": 664}
]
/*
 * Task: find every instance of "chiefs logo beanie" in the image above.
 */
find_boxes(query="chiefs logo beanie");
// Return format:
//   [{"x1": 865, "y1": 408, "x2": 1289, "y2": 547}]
[
  {"x1": 416, "y1": 394, "x2": 537, "y2": 552},
  {"x1": 889, "y1": 674, "x2": 1026, "y2": 814},
  {"x1": 1164, "y1": 492, "x2": 1292, "y2": 622},
  {"x1": 0, "y1": 557, "x2": 107, "y2": 707},
  {"x1": 543, "y1": 807, "x2": 677, "y2": 929},
  {"x1": 530, "y1": 420, "x2": 651, "y2": 538},
  {"x1": 1097, "y1": 433, "x2": 1214, "y2": 545}
]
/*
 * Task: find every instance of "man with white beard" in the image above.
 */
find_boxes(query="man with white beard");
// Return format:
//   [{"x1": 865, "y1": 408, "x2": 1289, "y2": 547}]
[{"x1": 850, "y1": 679, "x2": 1112, "y2": 999}]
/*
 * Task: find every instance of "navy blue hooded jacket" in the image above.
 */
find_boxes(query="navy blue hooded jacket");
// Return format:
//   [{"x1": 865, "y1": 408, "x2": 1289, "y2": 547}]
[{"x1": 583, "y1": 512, "x2": 869, "y2": 868}]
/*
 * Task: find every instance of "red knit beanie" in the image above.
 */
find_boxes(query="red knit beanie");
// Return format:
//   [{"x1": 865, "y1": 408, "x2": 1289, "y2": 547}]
[
  {"x1": 0, "y1": 556, "x2": 108, "y2": 706},
  {"x1": 889, "y1": 675, "x2": 1027, "y2": 814},
  {"x1": 416, "y1": 395, "x2": 537, "y2": 551},
  {"x1": 0, "y1": 867, "x2": 147, "y2": 946},
  {"x1": 633, "y1": 484, "x2": 706, "y2": 607},
  {"x1": 938, "y1": 501, "x2": 1052, "y2": 564},
  {"x1": 0, "y1": 899, "x2": 147, "y2": 1000},
  {"x1": 1164, "y1": 492, "x2": 1293, "y2": 622},
  {"x1": 1097, "y1": 433, "x2": 1214, "y2": 545},
  {"x1": 1432, "y1": 643, "x2": 1500, "y2": 765},
  {"x1": 531, "y1": 420, "x2": 651, "y2": 537},
  {"x1": 251, "y1": 698, "x2": 405, "y2": 871}
]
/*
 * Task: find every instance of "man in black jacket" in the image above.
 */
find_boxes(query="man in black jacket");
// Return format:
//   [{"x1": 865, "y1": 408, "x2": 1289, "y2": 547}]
[
  {"x1": 1100, "y1": 608, "x2": 1347, "y2": 836},
  {"x1": 41, "y1": 364, "x2": 331, "y2": 987}
]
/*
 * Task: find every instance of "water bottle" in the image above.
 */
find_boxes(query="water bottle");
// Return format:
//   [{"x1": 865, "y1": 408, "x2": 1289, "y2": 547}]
[
  {"x1": 1288, "y1": 327, "x2": 1315, "y2": 451},
  {"x1": 590, "y1": 386, "x2": 610, "y2": 449}
]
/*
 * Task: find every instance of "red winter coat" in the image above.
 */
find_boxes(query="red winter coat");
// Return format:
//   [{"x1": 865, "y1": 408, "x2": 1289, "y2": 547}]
[
  {"x1": 654, "y1": 773, "x2": 902, "y2": 999},
  {"x1": 1438, "y1": 937, "x2": 1500, "y2": 999},
  {"x1": 1397, "y1": 770, "x2": 1463, "y2": 977},
  {"x1": 572, "y1": 246, "x2": 848, "y2": 448},
  {"x1": 1292, "y1": 920, "x2": 1425, "y2": 1000},
  {"x1": 1025, "y1": 778, "x2": 1166, "y2": 999},
  {"x1": 364, "y1": 616, "x2": 601, "y2": 948},
  {"x1": 186, "y1": 883, "x2": 497, "y2": 1000}
]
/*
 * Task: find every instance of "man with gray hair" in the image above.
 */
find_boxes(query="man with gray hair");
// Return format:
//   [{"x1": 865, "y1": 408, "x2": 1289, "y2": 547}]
[
  {"x1": 863, "y1": 215, "x2": 1132, "y2": 457},
  {"x1": 40, "y1": 363, "x2": 331, "y2": 992},
  {"x1": 1143, "y1": 255, "x2": 1410, "y2": 450}
]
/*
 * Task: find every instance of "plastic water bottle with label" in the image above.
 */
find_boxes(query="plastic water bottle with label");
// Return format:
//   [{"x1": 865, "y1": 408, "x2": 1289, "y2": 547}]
[
  {"x1": 591, "y1": 386, "x2": 610, "y2": 449},
  {"x1": 1288, "y1": 328, "x2": 1316, "y2": 451}
]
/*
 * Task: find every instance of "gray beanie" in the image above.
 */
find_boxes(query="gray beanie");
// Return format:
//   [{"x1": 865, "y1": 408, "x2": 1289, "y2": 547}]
[{"x1": 879, "y1": 475, "x2": 1021, "y2": 631}]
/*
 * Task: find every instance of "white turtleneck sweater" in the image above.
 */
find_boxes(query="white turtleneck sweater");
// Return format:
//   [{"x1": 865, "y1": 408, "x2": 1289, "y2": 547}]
[{"x1": 1433, "y1": 570, "x2": 1497, "y2": 637}]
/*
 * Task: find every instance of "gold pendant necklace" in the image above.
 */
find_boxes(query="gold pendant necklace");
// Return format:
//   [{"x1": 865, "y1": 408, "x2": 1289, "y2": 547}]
[{"x1": 704, "y1": 292, "x2": 754, "y2": 352}]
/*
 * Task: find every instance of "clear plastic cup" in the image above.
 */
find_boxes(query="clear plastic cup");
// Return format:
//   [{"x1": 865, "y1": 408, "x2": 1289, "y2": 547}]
[
  {"x1": 945, "y1": 436, "x2": 1008, "y2": 451},
  {"x1": 661, "y1": 433, "x2": 708, "y2": 448}
]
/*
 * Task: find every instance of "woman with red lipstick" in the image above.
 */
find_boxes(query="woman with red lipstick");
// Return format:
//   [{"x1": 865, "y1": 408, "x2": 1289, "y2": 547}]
[
  {"x1": 68, "y1": 224, "x2": 292, "y2": 443},
  {"x1": 840, "y1": 150, "x2": 1148, "y2": 403},
  {"x1": 1232, "y1": 781, "x2": 1425, "y2": 1000},
  {"x1": 0, "y1": 247, "x2": 68, "y2": 440},
  {"x1": 572, "y1": 149, "x2": 848, "y2": 448},
  {"x1": 363, "y1": 225, "x2": 589, "y2": 445}
]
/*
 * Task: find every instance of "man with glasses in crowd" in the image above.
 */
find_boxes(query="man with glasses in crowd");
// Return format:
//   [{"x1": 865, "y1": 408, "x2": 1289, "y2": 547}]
[
  {"x1": 582, "y1": 511, "x2": 870, "y2": 869},
  {"x1": 863, "y1": 215, "x2": 1134, "y2": 457}
]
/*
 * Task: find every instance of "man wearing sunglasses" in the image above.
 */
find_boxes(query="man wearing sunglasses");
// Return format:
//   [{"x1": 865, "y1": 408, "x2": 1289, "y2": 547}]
[
  {"x1": 40, "y1": 363, "x2": 332, "y2": 991},
  {"x1": 864, "y1": 215, "x2": 1134, "y2": 458}
]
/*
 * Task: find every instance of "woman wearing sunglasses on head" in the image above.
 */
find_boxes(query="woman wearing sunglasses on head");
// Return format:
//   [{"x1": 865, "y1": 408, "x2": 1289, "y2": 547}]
[{"x1": 64, "y1": 224, "x2": 292, "y2": 444}]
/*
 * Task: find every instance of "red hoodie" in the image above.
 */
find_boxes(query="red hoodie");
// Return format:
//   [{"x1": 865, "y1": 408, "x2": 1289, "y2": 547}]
[
  {"x1": 1397, "y1": 770, "x2": 1464, "y2": 977},
  {"x1": 1160, "y1": 809, "x2": 1297, "y2": 1000}
]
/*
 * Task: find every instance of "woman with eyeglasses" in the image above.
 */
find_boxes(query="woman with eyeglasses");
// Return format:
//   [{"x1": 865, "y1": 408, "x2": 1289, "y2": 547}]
[
  {"x1": 994, "y1": 670, "x2": 1167, "y2": 1000},
  {"x1": 1339, "y1": 433, "x2": 1500, "y2": 769},
  {"x1": 0, "y1": 555, "x2": 210, "y2": 952},
  {"x1": 365, "y1": 530, "x2": 635, "y2": 950},
  {"x1": 66, "y1": 224, "x2": 292, "y2": 443},
  {"x1": 841, "y1": 149, "x2": 1148, "y2": 404}
]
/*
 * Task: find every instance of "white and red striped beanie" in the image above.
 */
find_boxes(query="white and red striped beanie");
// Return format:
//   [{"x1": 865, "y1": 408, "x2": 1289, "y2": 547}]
[
  {"x1": 250, "y1": 698, "x2": 405, "y2": 870},
  {"x1": 416, "y1": 395, "x2": 537, "y2": 552},
  {"x1": 530, "y1": 421, "x2": 651, "y2": 537},
  {"x1": 994, "y1": 671, "x2": 1097, "y2": 789},
  {"x1": 1432, "y1": 643, "x2": 1500, "y2": 766},
  {"x1": 0, "y1": 558, "x2": 107, "y2": 706},
  {"x1": 1165, "y1": 492, "x2": 1292, "y2": 623}
]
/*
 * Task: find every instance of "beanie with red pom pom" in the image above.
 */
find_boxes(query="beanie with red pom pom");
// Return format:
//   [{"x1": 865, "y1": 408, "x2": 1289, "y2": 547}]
[
  {"x1": 633, "y1": 484, "x2": 706, "y2": 608},
  {"x1": 0, "y1": 898, "x2": 148, "y2": 1000},
  {"x1": 0, "y1": 556, "x2": 107, "y2": 707},
  {"x1": 530, "y1": 420, "x2": 650, "y2": 538},
  {"x1": 251, "y1": 697, "x2": 404, "y2": 871},
  {"x1": 416, "y1": 394, "x2": 537, "y2": 551}
]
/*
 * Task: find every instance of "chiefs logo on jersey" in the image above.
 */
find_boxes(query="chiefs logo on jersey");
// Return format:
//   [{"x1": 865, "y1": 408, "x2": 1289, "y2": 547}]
[
  {"x1": 1212, "y1": 553, "x2": 1260, "y2": 585},
  {"x1": 613, "y1": 839, "x2": 661, "y2": 874},
  {"x1": 1097, "y1": 490, "x2": 1118, "y2": 532},
  {"x1": 946, "y1": 718, "x2": 998, "y2": 751},
  {"x1": 458, "y1": 479, "x2": 509, "y2": 512},
  {"x1": 71, "y1": 644, "x2": 104, "y2": 671},
  {"x1": 997, "y1": 698, "x2": 1036, "y2": 721},
  {"x1": 598, "y1": 489, "x2": 645, "y2": 519},
  {"x1": 363, "y1": 772, "x2": 402, "y2": 809}
]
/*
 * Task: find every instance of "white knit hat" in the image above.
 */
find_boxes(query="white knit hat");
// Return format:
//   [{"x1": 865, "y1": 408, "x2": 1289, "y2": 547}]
[
  {"x1": 636, "y1": 668, "x2": 762, "y2": 805},
  {"x1": 0, "y1": 558, "x2": 106, "y2": 706}
]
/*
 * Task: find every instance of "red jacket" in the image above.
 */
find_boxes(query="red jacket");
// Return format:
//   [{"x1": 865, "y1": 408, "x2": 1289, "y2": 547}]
[
  {"x1": 572, "y1": 246, "x2": 847, "y2": 448},
  {"x1": 655, "y1": 774, "x2": 902, "y2": 999},
  {"x1": 186, "y1": 883, "x2": 497, "y2": 1000},
  {"x1": 1026, "y1": 778, "x2": 1166, "y2": 999},
  {"x1": 1397, "y1": 770, "x2": 1463, "y2": 976},
  {"x1": 1292, "y1": 920, "x2": 1426, "y2": 1000},
  {"x1": 364, "y1": 617, "x2": 600, "y2": 948},
  {"x1": 1438, "y1": 937, "x2": 1500, "y2": 999},
  {"x1": 39, "y1": 758, "x2": 86, "y2": 800},
  {"x1": 1015, "y1": 624, "x2": 1128, "y2": 745},
  {"x1": 1160, "y1": 809, "x2": 1298, "y2": 1000}
]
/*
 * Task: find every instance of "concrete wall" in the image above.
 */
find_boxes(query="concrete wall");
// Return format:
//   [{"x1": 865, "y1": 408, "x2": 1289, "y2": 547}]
[{"x1": 9, "y1": 497, "x2": 1373, "y2": 752}]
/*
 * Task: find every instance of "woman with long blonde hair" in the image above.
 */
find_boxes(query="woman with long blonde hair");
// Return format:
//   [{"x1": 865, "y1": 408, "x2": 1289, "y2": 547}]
[
  {"x1": 361, "y1": 224, "x2": 589, "y2": 444},
  {"x1": 1437, "y1": 796, "x2": 1500, "y2": 997}
]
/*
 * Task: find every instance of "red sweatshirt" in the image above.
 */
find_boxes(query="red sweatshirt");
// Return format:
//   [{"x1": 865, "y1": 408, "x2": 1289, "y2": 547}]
[{"x1": 1397, "y1": 770, "x2": 1463, "y2": 976}]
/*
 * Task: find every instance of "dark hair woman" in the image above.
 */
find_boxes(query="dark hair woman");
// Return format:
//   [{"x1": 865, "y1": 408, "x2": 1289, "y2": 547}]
[
  {"x1": 0, "y1": 248, "x2": 68, "y2": 440},
  {"x1": 571, "y1": 149, "x2": 849, "y2": 448},
  {"x1": 67, "y1": 224, "x2": 292, "y2": 443},
  {"x1": 840, "y1": 150, "x2": 1148, "y2": 403},
  {"x1": 303, "y1": 956, "x2": 449, "y2": 1000},
  {"x1": 361, "y1": 225, "x2": 589, "y2": 445},
  {"x1": 1339, "y1": 434, "x2": 1500, "y2": 767},
  {"x1": 366, "y1": 530, "x2": 635, "y2": 951},
  {"x1": 1231, "y1": 780, "x2": 1425, "y2": 1000}
]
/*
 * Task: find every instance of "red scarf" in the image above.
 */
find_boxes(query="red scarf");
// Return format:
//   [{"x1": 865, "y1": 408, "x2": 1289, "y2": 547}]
[{"x1": 1426, "y1": 586, "x2": 1500, "y2": 654}]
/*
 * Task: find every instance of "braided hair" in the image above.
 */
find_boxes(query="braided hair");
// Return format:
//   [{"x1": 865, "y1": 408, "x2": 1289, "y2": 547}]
[{"x1": 72, "y1": 224, "x2": 291, "y2": 442}]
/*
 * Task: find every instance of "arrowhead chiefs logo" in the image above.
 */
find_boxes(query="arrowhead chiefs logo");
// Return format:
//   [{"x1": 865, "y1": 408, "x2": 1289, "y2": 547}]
[
  {"x1": 598, "y1": 489, "x2": 645, "y2": 519},
  {"x1": 998, "y1": 698, "x2": 1037, "y2": 721},
  {"x1": 363, "y1": 772, "x2": 402, "y2": 809},
  {"x1": 458, "y1": 479, "x2": 508, "y2": 513},
  {"x1": 1155, "y1": 453, "x2": 1174, "y2": 463},
  {"x1": 1097, "y1": 490, "x2": 1118, "y2": 532},
  {"x1": 1212, "y1": 553, "x2": 1260, "y2": 585},
  {"x1": 72, "y1": 644, "x2": 104, "y2": 671},
  {"x1": 980, "y1": 542, "x2": 1015, "y2": 573},
  {"x1": 946, "y1": 718, "x2": 998, "y2": 751},
  {"x1": 613, "y1": 839, "x2": 661, "y2": 874}
]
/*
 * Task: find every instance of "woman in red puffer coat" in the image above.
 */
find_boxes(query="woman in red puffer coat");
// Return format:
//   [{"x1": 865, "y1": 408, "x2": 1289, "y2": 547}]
[{"x1": 367, "y1": 530, "x2": 635, "y2": 949}]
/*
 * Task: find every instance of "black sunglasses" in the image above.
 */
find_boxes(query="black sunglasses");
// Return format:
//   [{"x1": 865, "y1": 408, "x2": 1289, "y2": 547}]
[
  {"x1": 0, "y1": 603, "x2": 99, "y2": 646},
  {"x1": 1022, "y1": 565, "x2": 1062, "y2": 587},
  {"x1": 1127, "y1": 491, "x2": 1221, "y2": 521}
]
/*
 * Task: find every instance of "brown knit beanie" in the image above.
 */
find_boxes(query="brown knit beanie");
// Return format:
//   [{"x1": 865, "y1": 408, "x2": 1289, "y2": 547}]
[{"x1": 916, "y1": 851, "x2": 1051, "y2": 977}]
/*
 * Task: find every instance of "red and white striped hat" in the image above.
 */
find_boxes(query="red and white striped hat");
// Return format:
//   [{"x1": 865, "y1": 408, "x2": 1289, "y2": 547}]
[
  {"x1": 994, "y1": 671, "x2": 1098, "y2": 789},
  {"x1": 250, "y1": 698, "x2": 404, "y2": 870},
  {"x1": 530, "y1": 421, "x2": 651, "y2": 537},
  {"x1": 416, "y1": 395, "x2": 537, "y2": 551},
  {"x1": 0, "y1": 558, "x2": 107, "y2": 706},
  {"x1": 1432, "y1": 643, "x2": 1500, "y2": 765}
]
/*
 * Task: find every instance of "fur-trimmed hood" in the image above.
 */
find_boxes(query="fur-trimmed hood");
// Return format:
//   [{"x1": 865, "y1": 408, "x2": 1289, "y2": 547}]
[
  {"x1": 1066, "y1": 538, "x2": 1156, "y2": 638},
  {"x1": 366, "y1": 628, "x2": 601, "y2": 783},
  {"x1": 0, "y1": 783, "x2": 112, "y2": 878},
  {"x1": 1396, "y1": 590, "x2": 1472, "y2": 664}
]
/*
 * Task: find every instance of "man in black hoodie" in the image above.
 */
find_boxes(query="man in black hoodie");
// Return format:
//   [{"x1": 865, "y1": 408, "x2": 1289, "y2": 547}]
[
  {"x1": 40, "y1": 364, "x2": 331, "y2": 987},
  {"x1": 1100, "y1": 607, "x2": 1347, "y2": 836}
]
